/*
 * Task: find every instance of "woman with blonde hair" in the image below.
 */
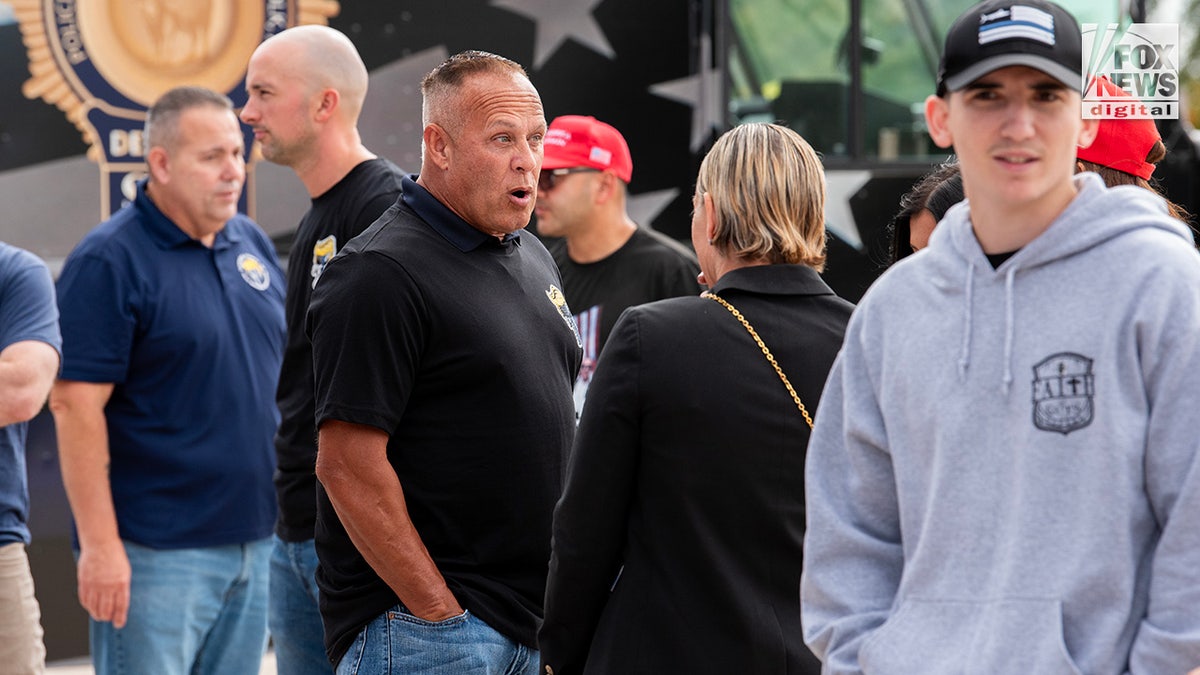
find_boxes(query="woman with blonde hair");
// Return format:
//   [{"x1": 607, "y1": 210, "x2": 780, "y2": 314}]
[{"x1": 538, "y1": 123, "x2": 852, "y2": 675}]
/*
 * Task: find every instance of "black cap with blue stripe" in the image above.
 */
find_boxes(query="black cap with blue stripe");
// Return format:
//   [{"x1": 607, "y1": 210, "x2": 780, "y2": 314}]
[{"x1": 937, "y1": 0, "x2": 1083, "y2": 96}]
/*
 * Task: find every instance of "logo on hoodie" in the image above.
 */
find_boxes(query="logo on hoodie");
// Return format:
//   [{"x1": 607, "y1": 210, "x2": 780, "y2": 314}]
[{"x1": 1031, "y1": 352, "x2": 1094, "y2": 434}]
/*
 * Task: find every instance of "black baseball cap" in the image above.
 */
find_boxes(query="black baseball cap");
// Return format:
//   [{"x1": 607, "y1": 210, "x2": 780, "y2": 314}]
[{"x1": 937, "y1": 0, "x2": 1082, "y2": 96}]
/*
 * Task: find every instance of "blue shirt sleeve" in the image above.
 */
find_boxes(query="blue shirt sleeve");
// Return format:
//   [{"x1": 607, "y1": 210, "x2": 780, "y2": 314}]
[
  {"x1": 56, "y1": 251, "x2": 137, "y2": 384},
  {"x1": 0, "y1": 245, "x2": 61, "y2": 357}
]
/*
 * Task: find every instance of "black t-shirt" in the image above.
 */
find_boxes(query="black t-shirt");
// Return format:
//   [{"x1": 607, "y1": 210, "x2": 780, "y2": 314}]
[
  {"x1": 544, "y1": 228, "x2": 700, "y2": 419},
  {"x1": 987, "y1": 249, "x2": 1020, "y2": 269},
  {"x1": 307, "y1": 176, "x2": 582, "y2": 665},
  {"x1": 274, "y1": 158, "x2": 404, "y2": 542},
  {"x1": 545, "y1": 227, "x2": 700, "y2": 353}
]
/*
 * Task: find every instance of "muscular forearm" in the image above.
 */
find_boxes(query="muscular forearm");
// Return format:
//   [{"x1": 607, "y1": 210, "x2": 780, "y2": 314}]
[
  {"x1": 0, "y1": 341, "x2": 59, "y2": 426},
  {"x1": 48, "y1": 382, "x2": 121, "y2": 548},
  {"x1": 49, "y1": 379, "x2": 131, "y2": 627},
  {"x1": 316, "y1": 420, "x2": 462, "y2": 620}
]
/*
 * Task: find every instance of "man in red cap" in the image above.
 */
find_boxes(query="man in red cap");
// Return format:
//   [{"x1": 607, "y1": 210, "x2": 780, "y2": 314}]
[{"x1": 535, "y1": 115, "x2": 700, "y2": 421}]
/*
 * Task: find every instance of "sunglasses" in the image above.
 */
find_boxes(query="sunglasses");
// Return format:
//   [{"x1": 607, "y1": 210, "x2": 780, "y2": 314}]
[{"x1": 538, "y1": 167, "x2": 600, "y2": 192}]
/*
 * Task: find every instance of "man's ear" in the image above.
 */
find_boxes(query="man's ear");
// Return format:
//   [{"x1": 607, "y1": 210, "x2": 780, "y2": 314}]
[
  {"x1": 1077, "y1": 117, "x2": 1099, "y2": 150},
  {"x1": 924, "y1": 94, "x2": 954, "y2": 149},
  {"x1": 146, "y1": 146, "x2": 170, "y2": 184},
  {"x1": 594, "y1": 171, "x2": 619, "y2": 204},
  {"x1": 424, "y1": 123, "x2": 451, "y2": 170},
  {"x1": 314, "y1": 88, "x2": 339, "y2": 123}
]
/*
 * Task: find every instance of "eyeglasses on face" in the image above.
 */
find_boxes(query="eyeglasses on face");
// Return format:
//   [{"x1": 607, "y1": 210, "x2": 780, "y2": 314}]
[{"x1": 537, "y1": 167, "x2": 600, "y2": 192}]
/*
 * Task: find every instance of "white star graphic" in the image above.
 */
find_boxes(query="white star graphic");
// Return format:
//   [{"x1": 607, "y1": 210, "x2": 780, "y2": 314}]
[
  {"x1": 649, "y1": 35, "x2": 722, "y2": 152},
  {"x1": 491, "y1": 0, "x2": 615, "y2": 69},
  {"x1": 823, "y1": 170, "x2": 872, "y2": 250},
  {"x1": 628, "y1": 188, "x2": 679, "y2": 229},
  {"x1": 357, "y1": 46, "x2": 451, "y2": 171}
]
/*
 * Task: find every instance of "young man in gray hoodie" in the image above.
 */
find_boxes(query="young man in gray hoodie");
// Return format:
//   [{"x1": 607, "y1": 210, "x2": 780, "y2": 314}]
[{"x1": 801, "y1": 1, "x2": 1200, "y2": 673}]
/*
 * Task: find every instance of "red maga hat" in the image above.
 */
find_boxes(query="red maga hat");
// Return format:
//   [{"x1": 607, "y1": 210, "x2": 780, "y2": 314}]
[
  {"x1": 542, "y1": 115, "x2": 633, "y2": 183},
  {"x1": 1078, "y1": 75, "x2": 1161, "y2": 180}
]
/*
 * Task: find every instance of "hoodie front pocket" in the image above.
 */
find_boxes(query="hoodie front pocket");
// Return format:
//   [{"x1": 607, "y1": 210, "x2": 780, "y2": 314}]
[{"x1": 858, "y1": 597, "x2": 1083, "y2": 675}]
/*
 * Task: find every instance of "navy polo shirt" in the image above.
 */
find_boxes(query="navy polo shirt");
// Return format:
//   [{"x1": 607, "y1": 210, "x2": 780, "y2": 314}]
[
  {"x1": 0, "y1": 243, "x2": 61, "y2": 545},
  {"x1": 56, "y1": 180, "x2": 286, "y2": 549}
]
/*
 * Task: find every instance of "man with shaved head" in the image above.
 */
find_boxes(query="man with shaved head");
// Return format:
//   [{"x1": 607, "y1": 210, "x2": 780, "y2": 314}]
[
  {"x1": 242, "y1": 24, "x2": 404, "y2": 675},
  {"x1": 306, "y1": 51, "x2": 580, "y2": 672}
]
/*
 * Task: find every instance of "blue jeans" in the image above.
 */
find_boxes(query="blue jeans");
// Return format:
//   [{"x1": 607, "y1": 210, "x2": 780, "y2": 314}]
[
  {"x1": 269, "y1": 535, "x2": 333, "y2": 674},
  {"x1": 89, "y1": 538, "x2": 270, "y2": 675},
  {"x1": 335, "y1": 606, "x2": 539, "y2": 675}
]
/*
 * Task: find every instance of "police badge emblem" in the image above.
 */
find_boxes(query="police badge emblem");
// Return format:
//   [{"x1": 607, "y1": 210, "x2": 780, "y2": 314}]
[
  {"x1": 1031, "y1": 352, "x2": 1095, "y2": 435},
  {"x1": 13, "y1": 0, "x2": 339, "y2": 217},
  {"x1": 237, "y1": 252, "x2": 272, "y2": 291}
]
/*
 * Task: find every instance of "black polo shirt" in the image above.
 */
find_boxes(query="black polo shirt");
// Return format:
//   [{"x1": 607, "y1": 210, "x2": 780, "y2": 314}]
[{"x1": 307, "y1": 175, "x2": 581, "y2": 665}]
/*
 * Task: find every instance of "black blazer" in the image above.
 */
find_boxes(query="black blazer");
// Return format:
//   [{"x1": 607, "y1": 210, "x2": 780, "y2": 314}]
[{"x1": 540, "y1": 264, "x2": 853, "y2": 675}]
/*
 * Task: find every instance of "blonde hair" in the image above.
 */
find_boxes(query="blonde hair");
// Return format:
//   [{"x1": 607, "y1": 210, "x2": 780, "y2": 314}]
[{"x1": 696, "y1": 123, "x2": 827, "y2": 269}]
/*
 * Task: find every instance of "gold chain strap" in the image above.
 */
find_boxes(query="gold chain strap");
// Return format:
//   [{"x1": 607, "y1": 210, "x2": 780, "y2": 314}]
[{"x1": 702, "y1": 291, "x2": 814, "y2": 429}]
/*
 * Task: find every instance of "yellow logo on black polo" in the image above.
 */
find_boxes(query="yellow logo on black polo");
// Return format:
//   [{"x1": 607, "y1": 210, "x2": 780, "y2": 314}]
[
  {"x1": 237, "y1": 253, "x2": 271, "y2": 291},
  {"x1": 547, "y1": 284, "x2": 583, "y2": 348},
  {"x1": 311, "y1": 235, "x2": 337, "y2": 288}
]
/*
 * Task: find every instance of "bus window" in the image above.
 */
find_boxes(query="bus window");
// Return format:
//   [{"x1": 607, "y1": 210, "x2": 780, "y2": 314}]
[
  {"x1": 860, "y1": 0, "x2": 946, "y2": 160},
  {"x1": 727, "y1": 0, "x2": 852, "y2": 156},
  {"x1": 726, "y1": 0, "x2": 1123, "y2": 161}
]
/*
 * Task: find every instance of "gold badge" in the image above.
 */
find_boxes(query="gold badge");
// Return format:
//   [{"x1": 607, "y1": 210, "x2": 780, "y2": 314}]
[
  {"x1": 311, "y1": 235, "x2": 337, "y2": 288},
  {"x1": 546, "y1": 284, "x2": 568, "y2": 310},
  {"x1": 546, "y1": 284, "x2": 583, "y2": 348},
  {"x1": 13, "y1": 0, "x2": 339, "y2": 217}
]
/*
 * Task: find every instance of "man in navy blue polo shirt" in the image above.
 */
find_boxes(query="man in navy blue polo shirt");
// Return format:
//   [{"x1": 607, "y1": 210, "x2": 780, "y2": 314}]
[{"x1": 49, "y1": 86, "x2": 286, "y2": 675}]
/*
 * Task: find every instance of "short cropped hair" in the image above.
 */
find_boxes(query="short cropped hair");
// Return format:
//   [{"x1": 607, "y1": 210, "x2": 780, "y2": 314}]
[
  {"x1": 145, "y1": 86, "x2": 234, "y2": 152},
  {"x1": 420, "y1": 50, "x2": 529, "y2": 129},
  {"x1": 697, "y1": 123, "x2": 827, "y2": 270}
]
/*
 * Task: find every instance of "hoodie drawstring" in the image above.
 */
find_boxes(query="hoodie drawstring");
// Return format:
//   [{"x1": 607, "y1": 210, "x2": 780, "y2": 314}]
[
  {"x1": 959, "y1": 262, "x2": 1017, "y2": 391},
  {"x1": 1002, "y1": 266, "x2": 1016, "y2": 393},
  {"x1": 958, "y1": 262, "x2": 975, "y2": 380}
]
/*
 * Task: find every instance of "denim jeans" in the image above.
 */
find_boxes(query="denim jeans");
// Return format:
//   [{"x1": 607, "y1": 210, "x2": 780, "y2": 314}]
[
  {"x1": 335, "y1": 606, "x2": 539, "y2": 675},
  {"x1": 89, "y1": 538, "x2": 271, "y2": 675},
  {"x1": 269, "y1": 535, "x2": 333, "y2": 674}
]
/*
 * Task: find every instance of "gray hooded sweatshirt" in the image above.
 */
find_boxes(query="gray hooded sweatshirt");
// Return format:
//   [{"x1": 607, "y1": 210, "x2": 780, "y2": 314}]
[{"x1": 802, "y1": 173, "x2": 1200, "y2": 674}]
